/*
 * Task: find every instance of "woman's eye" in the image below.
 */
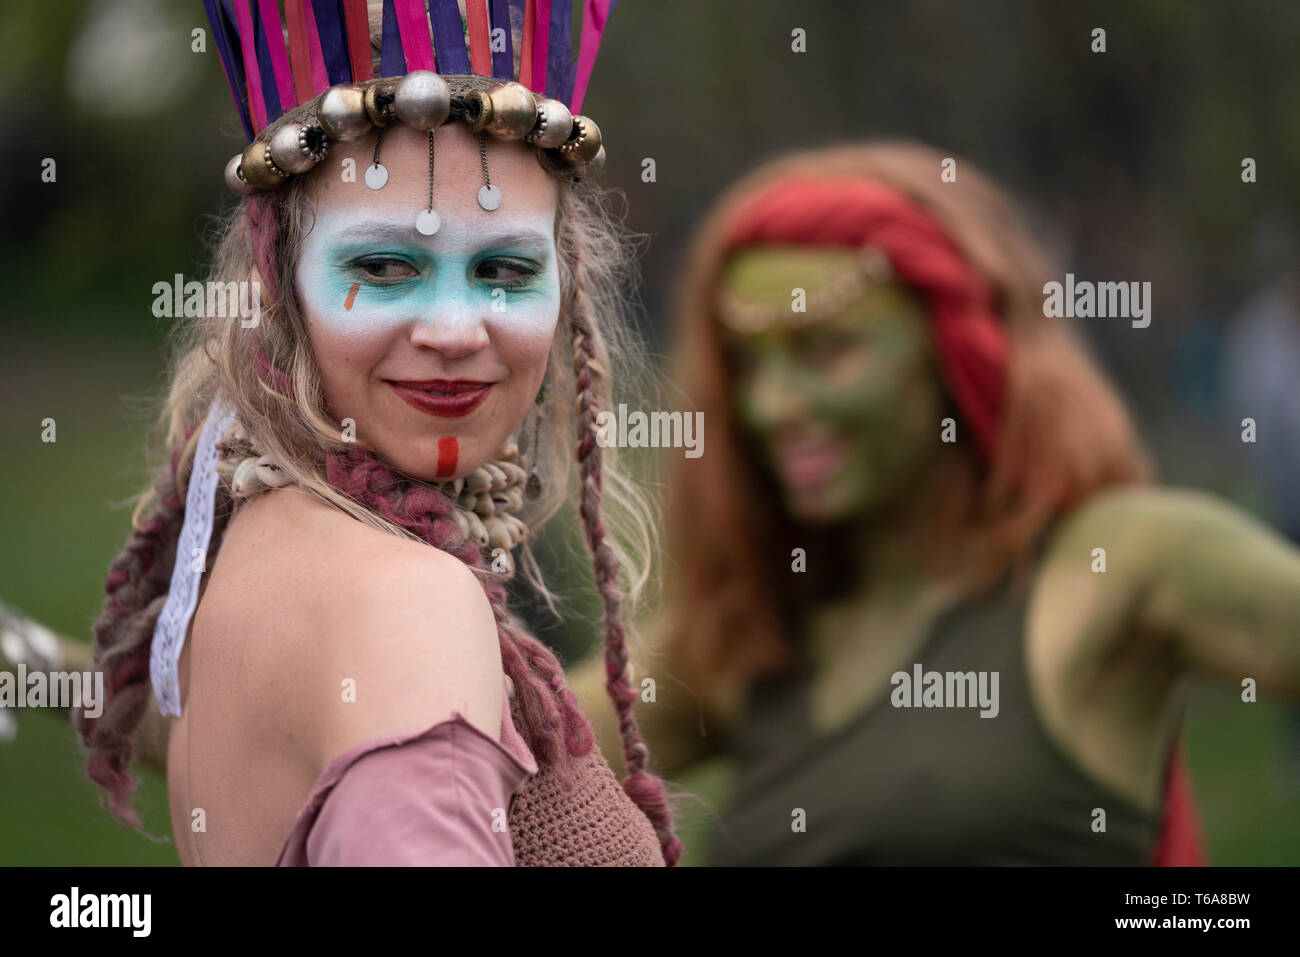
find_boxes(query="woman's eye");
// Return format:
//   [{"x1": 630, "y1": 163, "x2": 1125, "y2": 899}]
[
  {"x1": 356, "y1": 258, "x2": 416, "y2": 281},
  {"x1": 476, "y1": 259, "x2": 536, "y2": 288}
]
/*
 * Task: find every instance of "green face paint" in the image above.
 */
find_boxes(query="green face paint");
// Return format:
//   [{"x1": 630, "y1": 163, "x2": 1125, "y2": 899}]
[{"x1": 720, "y1": 246, "x2": 947, "y2": 523}]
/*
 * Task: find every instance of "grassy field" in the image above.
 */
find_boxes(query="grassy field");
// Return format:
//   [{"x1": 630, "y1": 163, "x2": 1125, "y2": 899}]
[{"x1": 2, "y1": 341, "x2": 1297, "y2": 865}]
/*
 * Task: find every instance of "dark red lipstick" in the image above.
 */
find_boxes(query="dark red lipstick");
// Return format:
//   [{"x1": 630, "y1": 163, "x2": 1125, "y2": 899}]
[{"x1": 386, "y1": 379, "x2": 493, "y2": 418}]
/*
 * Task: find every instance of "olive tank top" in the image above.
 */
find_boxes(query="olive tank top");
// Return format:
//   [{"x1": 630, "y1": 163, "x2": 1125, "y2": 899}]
[{"x1": 708, "y1": 569, "x2": 1163, "y2": 865}]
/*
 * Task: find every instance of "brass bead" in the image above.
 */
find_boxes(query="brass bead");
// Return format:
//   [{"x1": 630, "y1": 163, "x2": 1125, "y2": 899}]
[
  {"x1": 240, "y1": 141, "x2": 287, "y2": 189},
  {"x1": 317, "y1": 83, "x2": 372, "y2": 141},
  {"x1": 559, "y1": 115, "x2": 602, "y2": 163},
  {"x1": 462, "y1": 90, "x2": 493, "y2": 132},
  {"x1": 527, "y1": 97, "x2": 573, "y2": 148},
  {"x1": 364, "y1": 78, "x2": 400, "y2": 126},
  {"x1": 484, "y1": 82, "x2": 538, "y2": 140},
  {"x1": 224, "y1": 154, "x2": 254, "y2": 195}
]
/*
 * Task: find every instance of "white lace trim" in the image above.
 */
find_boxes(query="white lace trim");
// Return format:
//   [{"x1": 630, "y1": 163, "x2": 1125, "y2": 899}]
[{"x1": 150, "y1": 394, "x2": 236, "y2": 717}]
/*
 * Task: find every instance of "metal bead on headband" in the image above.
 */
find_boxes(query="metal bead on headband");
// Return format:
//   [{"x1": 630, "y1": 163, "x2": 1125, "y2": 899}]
[
  {"x1": 416, "y1": 130, "x2": 440, "y2": 236},
  {"x1": 365, "y1": 127, "x2": 388, "y2": 190},
  {"x1": 477, "y1": 132, "x2": 501, "y2": 211},
  {"x1": 223, "y1": 75, "x2": 604, "y2": 201}
]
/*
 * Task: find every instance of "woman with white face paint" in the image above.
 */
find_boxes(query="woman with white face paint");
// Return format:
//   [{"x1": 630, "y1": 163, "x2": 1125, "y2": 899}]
[{"x1": 63, "y1": 1, "x2": 681, "y2": 866}]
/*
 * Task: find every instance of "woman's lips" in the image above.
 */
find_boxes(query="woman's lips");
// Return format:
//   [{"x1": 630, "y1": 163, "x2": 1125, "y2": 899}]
[
  {"x1": 773, "y1": 435, "x2": 848, "y2": 489},
  {"x1": 386, "y1": 379, "x2": 493, "y2": 418}
]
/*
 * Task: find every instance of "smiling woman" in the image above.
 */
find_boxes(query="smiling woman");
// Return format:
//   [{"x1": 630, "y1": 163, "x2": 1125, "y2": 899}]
[
  {"x1": 66, "y1": 0, "x2": 681, "y2": 867},
  {"x1": 296, "y1": 124, "x2": 562, "y2": 482}
]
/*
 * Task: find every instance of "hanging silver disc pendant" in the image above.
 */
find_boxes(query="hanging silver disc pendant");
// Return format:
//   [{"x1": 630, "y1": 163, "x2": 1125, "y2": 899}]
[
  {"x1": 478, "y1": 184, "x2": 502, "y2": 210},
  {"x1": 415, "y1": 209, "x2": 441, "y2": 235},
  {"x1": 365, "y1": 163, "x2": 389, "y2": 190}
]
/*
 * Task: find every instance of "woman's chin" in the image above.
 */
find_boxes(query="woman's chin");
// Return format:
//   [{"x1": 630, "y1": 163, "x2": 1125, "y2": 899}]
[
  {"x1": 373, "y1": 436, "x2": 484, "y2": 484},
  {"x1": 782, "y1": 474, "x2": 882, "y2": 525}
]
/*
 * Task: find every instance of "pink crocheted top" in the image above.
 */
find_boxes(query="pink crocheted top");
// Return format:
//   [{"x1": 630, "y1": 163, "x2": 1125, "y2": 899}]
[{"x1": 276, "y1": 675, "x2": 665, "y2": 866}]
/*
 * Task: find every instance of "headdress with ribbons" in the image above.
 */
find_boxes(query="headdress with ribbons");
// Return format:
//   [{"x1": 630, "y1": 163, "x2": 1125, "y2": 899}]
[{"x1": 203, "y1": 1, "x2": 616, "y2": 208}]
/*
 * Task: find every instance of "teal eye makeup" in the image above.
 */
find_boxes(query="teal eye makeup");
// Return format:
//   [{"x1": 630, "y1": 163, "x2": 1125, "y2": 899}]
[{"x1": 297, "y1": 210, "x2": 562, "y2": 342}]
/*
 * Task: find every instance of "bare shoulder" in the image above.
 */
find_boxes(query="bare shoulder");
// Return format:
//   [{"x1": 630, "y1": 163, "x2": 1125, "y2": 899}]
[{"x1": 204, "y1": 486, "x2": 504, "y2": 772}]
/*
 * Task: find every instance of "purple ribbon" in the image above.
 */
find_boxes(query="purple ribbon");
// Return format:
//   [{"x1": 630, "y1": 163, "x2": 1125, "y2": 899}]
[
  {"x1": 208, "y1": 0, "x2": 254, "y2": 139},
  {"x1": 545, "y1": 0, "x2": 572, "y2": 102},
  {"x1": 430, "y1": 0, "x2": 470, "y2": 74},
  {"x1": 489, "y1": 0, "x2": 513, "y2": 79},
  {"x1": 380, "y1": 0, "x2": 406, "y2": 76},
  {"x1": 253, "y1": 6, "x2": 283, "y2": 121},
  {"x1": 310, "y1": 0, "x2": 354, "y2": 84}
]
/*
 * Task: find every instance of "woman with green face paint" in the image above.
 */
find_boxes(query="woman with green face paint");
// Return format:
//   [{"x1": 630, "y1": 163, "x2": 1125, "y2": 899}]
[{"x1": 570, "y1": 141, "x2": 1300, "y2": 865}]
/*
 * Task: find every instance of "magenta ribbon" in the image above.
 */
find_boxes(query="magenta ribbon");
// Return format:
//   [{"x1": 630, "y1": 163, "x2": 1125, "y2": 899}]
[
  {"x1": 570, "y1": 0, "x2": 616, "y2": 114},
  {"x1": 232, "y1": 0, "x2": 268, "y2": 131},
  {"x1": 395, "y1": 0, "x2": 436, "y2": 71},
  {"x1": 257, "y1": 0, "x2": 296, "y2": 111},
  {"x1": 528, "y1": 0, "x2": 551, "y2": 93},
  {"x1": 303, "y1": 0, "x2": 329, "y2": 94}
]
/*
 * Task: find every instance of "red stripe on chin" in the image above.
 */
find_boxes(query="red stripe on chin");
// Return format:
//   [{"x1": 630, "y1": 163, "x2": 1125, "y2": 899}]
[{"x1": 436, "y1": 436, "x2": 459, "y2": 478}]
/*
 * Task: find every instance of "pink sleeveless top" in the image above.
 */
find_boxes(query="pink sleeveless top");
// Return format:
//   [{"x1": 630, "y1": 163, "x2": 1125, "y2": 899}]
[{"x1": 275, "y1": 676, "x2": 665, "y2": 866}]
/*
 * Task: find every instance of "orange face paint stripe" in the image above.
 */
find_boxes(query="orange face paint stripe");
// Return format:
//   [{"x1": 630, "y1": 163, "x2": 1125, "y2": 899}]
[{"x1": 344, "y1": 282, "x2": 360, "y2": 310}]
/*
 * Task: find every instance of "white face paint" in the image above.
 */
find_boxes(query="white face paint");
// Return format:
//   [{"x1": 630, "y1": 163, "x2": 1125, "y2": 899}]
[{"x1": 293, "y1": 122, "x2": 561, "y2": 482}]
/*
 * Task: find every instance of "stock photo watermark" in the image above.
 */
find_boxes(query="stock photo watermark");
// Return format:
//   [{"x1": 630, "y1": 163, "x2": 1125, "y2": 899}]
[
  {"x1": 890, "y1": 664, "x2": 1000, "y2": 718},
  {"x1": 152, "y1": 274, "x2": 261, "y2": 327},
  {"x1": 1042, "y1": 273, "x2": 1152, "y2": 328},
  {"x1": 50, "y1": 887, "x2": 151, "y2": 937},
  {"x1": 0, "y1": 665, "x2": 104, "y2": 718},
  {"x1": 594, "y1": 405, "x2": 704, "y2": 458}
]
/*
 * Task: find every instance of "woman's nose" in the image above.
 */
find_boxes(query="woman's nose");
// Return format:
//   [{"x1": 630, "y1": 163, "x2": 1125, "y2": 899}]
[
  {"x1": 406, "y1": 288, "x2": 490, "y2": 358},
  {"x1": 747, "y1": 356, "x2": 811, "y2": 429}
]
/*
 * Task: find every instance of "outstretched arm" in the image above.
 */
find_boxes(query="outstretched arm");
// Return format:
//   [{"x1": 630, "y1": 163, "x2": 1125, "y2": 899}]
[
  {"x1": 1134, "y1": 488, "x2": 1300, "y2": 693},
  {"x1": 0, "y1": 601, "x2": 171, "y2": 771},
  {"x1": 1039, "y1": 486, "x2": 1300, "y2": 695}
]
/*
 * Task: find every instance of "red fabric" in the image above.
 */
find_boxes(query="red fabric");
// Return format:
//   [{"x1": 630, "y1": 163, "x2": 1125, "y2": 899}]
[
  {"x1": 1155, "y1": 739, "x2": 1207, "y2": 865},
  {"x1": 466, "y1": 0, "x2": 493, "y2": 76},
  {"x1": 284, "y1": 0, "x2": 315, "y2": 105},
  {"x1": 341, "y1": 0, "x2": 374, "y2": 82},
  {"x1": 721, "y1": 175, "x2": 1207, "y2": 866}
]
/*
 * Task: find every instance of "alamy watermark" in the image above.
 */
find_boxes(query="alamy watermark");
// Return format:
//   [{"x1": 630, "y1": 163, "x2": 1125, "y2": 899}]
[
  {"x1": 890, "y1": 663, "x2": 999, "y2": 718},
  {"x1": 152, "y1": 274, "x2": 261, "y2": 327},
  {"x1": 1042, "y1": 273, "x2": 1151, "y2": 328},
  {"x1": 595, "y1": 404, "x2": 703, "y2": 458},
  {"x1": 0, "y1": 664, "x2": 103, "y2": 718},
  {"x1": 50, "y1": 887, "x2": 151, "y2": 937}
]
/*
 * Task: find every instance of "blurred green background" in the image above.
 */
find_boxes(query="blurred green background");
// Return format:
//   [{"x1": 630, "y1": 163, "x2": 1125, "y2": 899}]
[{"x1": 3, "y1": 0, "x2": 1300, "y2": 865}]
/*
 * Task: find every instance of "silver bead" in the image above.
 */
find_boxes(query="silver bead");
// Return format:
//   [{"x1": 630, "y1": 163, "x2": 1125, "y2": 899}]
[
  {"x1": 393, "y1": 71, "x2": 451, "y2": 131},
  {"x1": 317, "y1": 83, "x2": 372, "y2": 141},
  {"x1": 224, "y1": 154, "x2": 254, "y2": 195},
  {"x1": 589, "y1": 145, "x2": 606, "y2": 172},
  {"x1": 527, "y1": 98, "x2": 573, "y2": 149},
  {"x1": 268, "y1": 123, "x2": 316, "y2": 174}
]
